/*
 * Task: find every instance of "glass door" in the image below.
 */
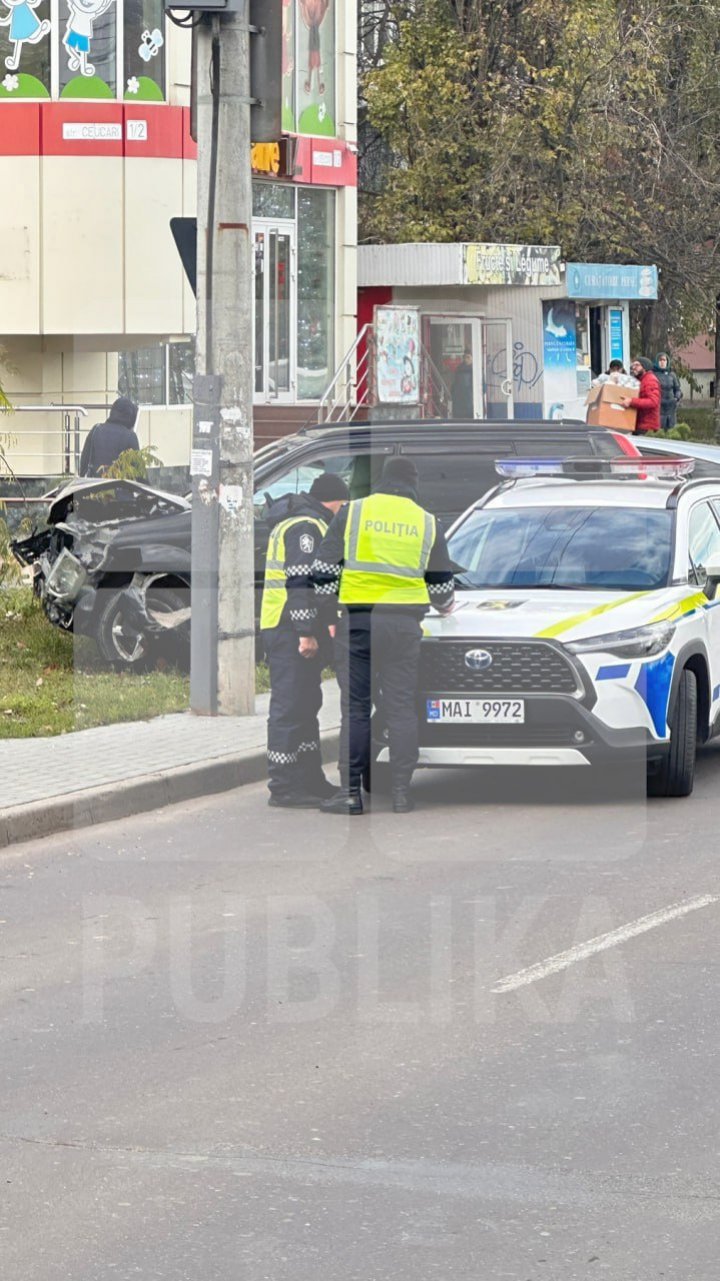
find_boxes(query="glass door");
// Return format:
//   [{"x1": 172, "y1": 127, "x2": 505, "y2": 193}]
[
  {"x1": 480, "y1": 319, "x2": 514, "y2": 420},
  {"x1": 426, "y1": 317, "x2": 484, "y2": 419},
  {"x1": 253, "y1": 220, "x2": 296, "y2": 403}
]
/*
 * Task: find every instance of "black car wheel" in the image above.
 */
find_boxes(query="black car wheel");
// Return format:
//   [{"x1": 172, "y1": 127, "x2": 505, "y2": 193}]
[
  {"x1": 647, "y1": 667, "x2": 697, "y2": 798},
  {"x1": 95, "y1": 584, "x2": 190, "y2": 671}
]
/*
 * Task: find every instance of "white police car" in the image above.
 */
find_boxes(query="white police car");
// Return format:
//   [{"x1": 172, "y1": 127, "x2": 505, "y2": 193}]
[{"x1": 411, "y1": 457, "x2": 720, "y2": 797}]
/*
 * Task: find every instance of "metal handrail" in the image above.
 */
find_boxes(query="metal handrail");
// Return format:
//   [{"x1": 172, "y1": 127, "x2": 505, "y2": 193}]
[
  {"x1": 0, "y1": 404, "x2": 89, "y2": 475},
  {"x1": 318, "y1": 324, "x2": 373, "y2": 423}
]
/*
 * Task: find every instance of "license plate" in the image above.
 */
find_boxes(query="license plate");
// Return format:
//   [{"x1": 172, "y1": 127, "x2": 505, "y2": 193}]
[{"x1": 426, "y1": 698, "x2": 525, "y2": 723}]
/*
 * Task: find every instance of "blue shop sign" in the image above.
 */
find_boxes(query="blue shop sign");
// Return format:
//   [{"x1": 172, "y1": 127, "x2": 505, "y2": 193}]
[
  {"x1": 567, "y1": 263, "x2": 658, "y2": 301},
  {"x1": 609, "y1": 308, "x2": 624, "y2": 362}
]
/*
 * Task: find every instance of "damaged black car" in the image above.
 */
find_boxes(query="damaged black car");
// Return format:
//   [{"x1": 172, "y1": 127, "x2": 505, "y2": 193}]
[
  {"x1": 12, "y1": 419, "x2": 639, "y2": 670},
  {"x1": 12, "y1": 478, "x2": 192, "y2": 669}
]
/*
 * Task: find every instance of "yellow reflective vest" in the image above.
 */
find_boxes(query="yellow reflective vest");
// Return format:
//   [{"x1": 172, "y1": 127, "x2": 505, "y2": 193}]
[
  {"x1": 260, "y1": 515, "x2": 328, "y2": 630},
  {"x1": 339, "y1": 493, "x2": 435, "y2": 606}
]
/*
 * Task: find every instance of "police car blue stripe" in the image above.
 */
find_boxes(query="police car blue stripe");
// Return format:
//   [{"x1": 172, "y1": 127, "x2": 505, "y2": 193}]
[
  {"x1": 597, "y1": 664, "x2": 631, "y2": 680},
  {"x1": 635, "y1": 654, "x2": 675, "y2": 738}
]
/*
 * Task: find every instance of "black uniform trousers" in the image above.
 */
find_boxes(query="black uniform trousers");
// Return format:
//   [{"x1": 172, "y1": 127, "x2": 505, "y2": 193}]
[
  {"x1": 263, "y1": 626, "x2": 326, "y2": 797},
  {"x1": 334, "y1": 610, "x2": 423, "y2": 789}
]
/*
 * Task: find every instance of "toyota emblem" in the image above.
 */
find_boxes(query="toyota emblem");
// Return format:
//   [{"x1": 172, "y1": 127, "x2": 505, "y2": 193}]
[{"x1": 464, "y1": 648, "x2": 493, "y2": 671}]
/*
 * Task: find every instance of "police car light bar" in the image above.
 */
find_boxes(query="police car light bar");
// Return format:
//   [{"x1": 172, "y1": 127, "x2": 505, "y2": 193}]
[{"x1": 495, "y1": 457, "x2": 696, "y2": 480}]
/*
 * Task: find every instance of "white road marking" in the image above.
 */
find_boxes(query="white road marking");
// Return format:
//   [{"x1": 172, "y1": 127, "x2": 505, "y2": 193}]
[{"x1": 493, "y1": 894, "x2": 719, "y2": 994}]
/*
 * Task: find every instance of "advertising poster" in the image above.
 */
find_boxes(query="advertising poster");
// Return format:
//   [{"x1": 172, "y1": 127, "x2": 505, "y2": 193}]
[
  {"x1": 609, "y1": 308, "x2": 624, "y2": 363},
  {"x1": 281, "y1": 0, "x2": 295, "y2": 130},
  {"x1": 296, "y1": 0, "x2": 335, "y2": 136},
  {"x1": 542, "y1": 300, "x2": 581, "y2": 420},
  {"x1": 375, "y1": 306, "x2": 420, "y2": 405}
]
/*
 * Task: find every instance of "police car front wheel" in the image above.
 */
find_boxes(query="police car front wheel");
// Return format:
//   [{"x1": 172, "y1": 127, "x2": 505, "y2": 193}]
[{"x1": 647, "y1": 667, "x2": 698, "y2": 799}]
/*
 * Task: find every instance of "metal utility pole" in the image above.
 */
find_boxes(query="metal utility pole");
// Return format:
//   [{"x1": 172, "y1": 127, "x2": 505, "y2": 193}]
[{"x1": 191, "y1": 5, "x2": 255, "y2": 715}]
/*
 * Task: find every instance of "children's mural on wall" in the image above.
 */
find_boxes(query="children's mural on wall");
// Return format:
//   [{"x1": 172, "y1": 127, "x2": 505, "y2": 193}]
[
  {"x1": 0, "y1": 0, "x2": 50, "y2": 96},
  {"x1": 0, "y1": 0, "x2": 164, "y2": 98},
  {"x1": 124, "y1": 0, "x2": 164, "y2": 100},
  {"x1": 282, "y1": 0, "x2": 335, "y2": 137}
]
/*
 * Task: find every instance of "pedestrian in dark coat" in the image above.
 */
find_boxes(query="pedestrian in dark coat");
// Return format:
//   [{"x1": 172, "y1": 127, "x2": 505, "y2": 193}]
[
  {"x1": 451, "y1": 350, "x2": 475, "y2": 419},
  {"x1": 79, "y1": 397, "x2": 140, "y2": 477},
  {"x1": 620, "y1": 358, "x2": 661, "y2": 434},
  {"x1": 654, "y1": 352, "x2": 683, "y2": 430}
]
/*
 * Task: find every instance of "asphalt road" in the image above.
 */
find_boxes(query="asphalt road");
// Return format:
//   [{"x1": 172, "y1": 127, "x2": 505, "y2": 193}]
[{"x1": 3, "y1": 749, "x2": 720, "y2": 1279}]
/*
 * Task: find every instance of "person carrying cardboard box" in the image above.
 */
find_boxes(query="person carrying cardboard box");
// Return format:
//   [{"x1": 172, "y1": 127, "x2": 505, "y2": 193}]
[{"x1": 620, "y1": 357, "x2": 661, "y2": 434}]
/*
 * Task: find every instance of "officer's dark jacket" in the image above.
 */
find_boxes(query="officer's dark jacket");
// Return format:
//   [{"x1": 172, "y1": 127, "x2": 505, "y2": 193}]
[
  {"x1": 311, "y1": 480, "x2": 455, "y2": 619},
  {"x1": 263, "y1": 492, "x2": 331, "y2": 635}
]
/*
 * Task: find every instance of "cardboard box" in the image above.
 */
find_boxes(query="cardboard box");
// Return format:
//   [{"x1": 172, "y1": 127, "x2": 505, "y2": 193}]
[{"x1": 586, "y1": 382, "x2": 637, "y2": 432}]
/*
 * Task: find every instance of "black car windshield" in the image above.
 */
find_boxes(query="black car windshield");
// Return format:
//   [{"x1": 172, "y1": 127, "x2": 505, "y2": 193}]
[{"x1": 449, "y1": 505, "x2": 674, "y2": 591}]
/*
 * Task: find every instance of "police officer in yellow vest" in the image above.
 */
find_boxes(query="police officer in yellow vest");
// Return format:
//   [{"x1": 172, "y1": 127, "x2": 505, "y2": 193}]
[
  {"x1": 261, "y1": 472, "x2": 350, "y2": 808},
  {"x1": 312, "y1": 456, "x2": 455, "y2": 815}
]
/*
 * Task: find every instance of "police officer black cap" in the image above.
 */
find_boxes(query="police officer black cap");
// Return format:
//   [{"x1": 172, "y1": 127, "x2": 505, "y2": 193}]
[
  {"x1": 381, "y1": 455, "x2": 419, "y2": 487},
  {"x1": 309, "y1": 472, "x2": 351, "y2": 501}
]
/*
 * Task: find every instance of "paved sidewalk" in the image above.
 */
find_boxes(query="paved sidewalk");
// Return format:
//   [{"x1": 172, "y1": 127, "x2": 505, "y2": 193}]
[{"x1": 0, "y1": 683, "x2": 341, "y2": 848}]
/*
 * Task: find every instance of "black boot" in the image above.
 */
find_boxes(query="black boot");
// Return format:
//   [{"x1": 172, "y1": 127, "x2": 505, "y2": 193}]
[
  {"x1": 268, "y1": 791, "x2": 323, "y2": 809},
  {"x1": 303, "y1": 773, "x2": 341, "y2": 800},
  {"x1": 320, "y1": 786, "x2": 364, "y2": 816},
  {"x1": 392, "y1": 784, "x2": 415, "y2": 813}
]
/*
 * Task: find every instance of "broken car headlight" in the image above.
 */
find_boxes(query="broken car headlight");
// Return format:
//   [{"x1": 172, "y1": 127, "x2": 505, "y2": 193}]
[{"x1": 45, "y1": 548, "x2": 88, "y2": 601}]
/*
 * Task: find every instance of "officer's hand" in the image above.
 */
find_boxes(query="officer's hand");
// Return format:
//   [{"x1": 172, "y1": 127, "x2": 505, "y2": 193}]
[
  {"x1": 298, "y1": 636, "x2": 319, "y2": 659},
  {"x1": 328, "y1": 624, "x2": 336, "y2": 639}
]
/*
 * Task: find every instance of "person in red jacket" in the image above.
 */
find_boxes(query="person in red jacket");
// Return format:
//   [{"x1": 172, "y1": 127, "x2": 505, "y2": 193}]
[{"x1": 620, "y1": 357, "x2": 661, "y2": 434}]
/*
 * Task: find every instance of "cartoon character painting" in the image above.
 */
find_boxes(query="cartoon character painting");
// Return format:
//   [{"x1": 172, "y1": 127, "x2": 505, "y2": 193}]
[
  {"x1": 63, "y1": 0, "x2": 113, "y2": 78},
  {"x1": 138, "y1": 26, "x2": 163, "y2": 61},
  {"x1": 0, "y1": 0, "x2": 50, "y2": 72},
  {"x1": 299, "y1": 0, "x2": 329, "y2": 96}
]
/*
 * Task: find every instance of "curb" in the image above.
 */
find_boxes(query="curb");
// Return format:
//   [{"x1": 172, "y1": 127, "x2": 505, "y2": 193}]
[{"x1": 0, "y1": 731, "x2": 340, "y2": 849}]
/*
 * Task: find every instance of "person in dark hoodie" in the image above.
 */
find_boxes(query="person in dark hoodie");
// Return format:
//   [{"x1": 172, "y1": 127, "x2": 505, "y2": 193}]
[
  {"x1": 260, "y1": 471, "x2": 350, "y2": 809},
  {"x1": 312, "y1": 455, "x2": 455, "y2": 816},
  {"x1": 654, "y1": 352, "x2": 683, "y2": 430},
  {"x1": 79, "y1": 396, "x2": 140, "y2": 477},
  {"x1": 451, "y1": 348, "x2": 475, "y2": 419}
]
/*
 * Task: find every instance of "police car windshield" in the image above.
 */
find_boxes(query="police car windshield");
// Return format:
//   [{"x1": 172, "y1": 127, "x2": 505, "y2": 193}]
[{"x1": 450, "y1": 506, "x2": 673, "y2": 591}]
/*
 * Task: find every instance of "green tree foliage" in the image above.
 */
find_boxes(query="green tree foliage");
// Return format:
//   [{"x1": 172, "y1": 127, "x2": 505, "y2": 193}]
[
  {"x1": 101, "y1": 445, "x2": 164, "y2": 481},
  {"x1": 361, "y1": 0, "x2": 720, "y2": 346}
]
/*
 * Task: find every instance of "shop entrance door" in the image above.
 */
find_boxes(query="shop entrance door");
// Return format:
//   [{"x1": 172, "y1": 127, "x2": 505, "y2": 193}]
[
  {"x1": 253, "y1": 220, "x2": 296, "y2": 403},
  {"x1": 426, "y1": 317, "x2": 484, "y2": 419},
  {"x1": 480, "y1": 319, "x2": 514, "y2": 420}
]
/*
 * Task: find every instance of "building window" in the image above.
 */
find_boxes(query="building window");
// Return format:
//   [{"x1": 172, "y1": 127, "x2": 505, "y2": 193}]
[
  {"x1": 0, "y1": 0, "x2": 165, "y2": 100},
  {"x1": 0, "y1": 0, "x2": 51, "y2": 97},
  {"x1": 168, "y1": 340, "x2": 194, "y2": 404},
  {"x1": 118, "y1": 341, "x2": 193, "y2": 406},
  {"x1": 252, "y1": 181, "x2": 296, "y2": 221},
  {"x1": 123, "y1": 0, "x2": 165, "y2": 101},
  {"x1": 59, "y1": 0, "x2": 118, "y2": 99},
  {"x1": 297, "y1": 187, "x2": 334, "y2": 400}
]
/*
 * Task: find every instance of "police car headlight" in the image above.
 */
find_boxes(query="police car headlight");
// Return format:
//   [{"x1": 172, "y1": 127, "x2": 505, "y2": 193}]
[{"x1": 566, "y1": 622, "x2": 676, "y2": 659}]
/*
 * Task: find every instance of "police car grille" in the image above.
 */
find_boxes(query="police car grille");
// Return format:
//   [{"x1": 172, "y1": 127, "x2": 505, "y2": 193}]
[
  {"x1": 419, "y1": 724, "x2": 587, "y2": 747},
  {"x1": 420, "y1": 641, "x2": 580, "y2": 694}
]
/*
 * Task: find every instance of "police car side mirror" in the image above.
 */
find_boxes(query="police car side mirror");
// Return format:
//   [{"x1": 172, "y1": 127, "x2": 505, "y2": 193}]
[{"x1": 703, "y1": 552, "x2": 720, "y2": 598}]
